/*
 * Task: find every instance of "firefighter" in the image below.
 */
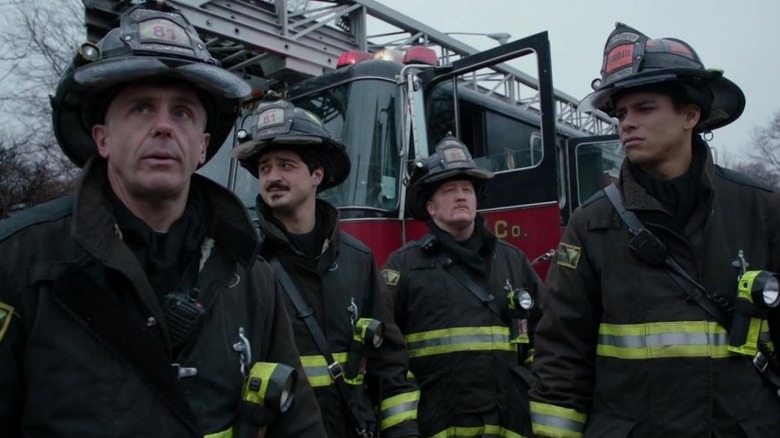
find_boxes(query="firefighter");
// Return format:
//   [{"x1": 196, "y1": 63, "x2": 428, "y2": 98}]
[
  {"x1": 530, "y1": 23, "x2": 780, "y2": 437},
  {"x1": 233, "y1": 97, "x2": 420, "y2": 438},
  {"x1": 0, "y1": 2, "x2": 327, "y2": 436},
  {"x1": 380, "y1": 136, "x2": 543, "y2": 437}
]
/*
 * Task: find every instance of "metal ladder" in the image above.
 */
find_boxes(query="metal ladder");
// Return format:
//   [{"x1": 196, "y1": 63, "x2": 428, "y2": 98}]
[{"x1": 83, "y1": 0, "x2": 615, "y2": 135}]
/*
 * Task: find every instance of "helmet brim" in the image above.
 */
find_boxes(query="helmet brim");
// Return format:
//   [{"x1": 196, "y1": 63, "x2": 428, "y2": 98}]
[
  {"x1": 234, "y1": 134, "x2": 351, "y2": 190},
  {"x1": 406, "y1": 168, "x2": 493, "y2": 220},
  {"x1": 53, "y1": 57, "x2": 251, "y2": 167},
  {"x1": 578, "y1": 68, "x2": 745, "y2": 131}
]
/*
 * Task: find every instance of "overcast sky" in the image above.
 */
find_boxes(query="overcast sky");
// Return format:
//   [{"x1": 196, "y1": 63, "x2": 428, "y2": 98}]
[{"x1": 373, "y1": 0, "x2": 779, "y2": 162}]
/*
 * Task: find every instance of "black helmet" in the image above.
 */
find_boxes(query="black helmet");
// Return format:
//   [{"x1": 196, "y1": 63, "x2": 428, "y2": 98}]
[
  {"x1": 232, "y1": 97, "x2": 350, "y2": 190},
  {"x1": 579, "y1": 22, "x2": 745, "y2": 132},
  {"x1": 50, "y1": 0, "x2": 252, "y2": 167},
  {"x1": 406, "y1": 136, "x2": 494, "y2": 220}
]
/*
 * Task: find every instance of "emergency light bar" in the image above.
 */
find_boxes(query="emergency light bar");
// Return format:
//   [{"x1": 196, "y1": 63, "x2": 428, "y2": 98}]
[{"x1": 336, "y1": 46, "x2": 438, "y2": 68}]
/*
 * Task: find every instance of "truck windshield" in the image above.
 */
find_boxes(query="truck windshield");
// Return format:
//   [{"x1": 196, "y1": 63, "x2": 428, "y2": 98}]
[{"x1": 294, "y1": 78, "x2": 402, "y2": 211}]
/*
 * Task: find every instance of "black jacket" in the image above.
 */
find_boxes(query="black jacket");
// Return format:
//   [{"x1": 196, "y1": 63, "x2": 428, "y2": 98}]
[
  {"x1": 530, "y1": 140, "x2": 780, "y2": 437},
  {"x1": 257, "y1": 198, "x2": 419, "y2": 438},
  {"x1": 0, "y1": 158, "x2": 326, "y2": 437},
  {"x1": 381, "y1": 221, "x2": 543, "y2": 437}
]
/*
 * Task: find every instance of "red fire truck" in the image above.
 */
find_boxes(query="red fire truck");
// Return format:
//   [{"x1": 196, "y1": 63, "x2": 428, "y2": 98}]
[
  {"x1": 85, "y1": 0, "x2": 622, "y2": 278},
  {"x1": 205, "y1": 33, "x2": 622, "y2": 277}
]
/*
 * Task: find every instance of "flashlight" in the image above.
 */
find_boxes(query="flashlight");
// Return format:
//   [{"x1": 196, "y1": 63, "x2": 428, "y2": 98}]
[
  {"x1": 507, "y1": 288, "x2": 534, "y2": 311},
  {"x1": 728, "y1": 270, "x2": 780, "y2": 356},
  {"x1": 354, "y1": 318, "x2": 384, "y2": 348},
  {"x1": 74, "y1": 42, "x2": 101, "y2": 66},
  {"x1": 242, "y1": 362, "x2": 298, "y2": 413}
]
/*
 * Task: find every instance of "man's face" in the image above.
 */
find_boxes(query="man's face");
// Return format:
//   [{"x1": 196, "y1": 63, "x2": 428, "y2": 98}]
[
  {"x1": 426, "y1": 178, "x2": 477, "y2": 232},
  {"x1": 257, "y1": 149, "x2": 323, "y2": 214},
  {"x1": 91, "y1": 81, "x2": 210, "y2": 202},
  {"x1": 614, "y1": 91, "x2": 699, "y2": 177}
]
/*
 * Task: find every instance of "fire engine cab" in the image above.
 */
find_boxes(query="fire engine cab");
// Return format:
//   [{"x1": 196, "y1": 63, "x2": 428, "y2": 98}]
[{"x1": 85, "y1": 0, "x2": 623, "y2": 278}]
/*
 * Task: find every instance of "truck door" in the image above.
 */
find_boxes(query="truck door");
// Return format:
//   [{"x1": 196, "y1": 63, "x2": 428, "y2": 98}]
[
  {"x1": 562, "y1": 135, "x2": 622, "y2": 225},
  {"x1": 413, "y1": 33, "x2": 560, "y2": 277}
]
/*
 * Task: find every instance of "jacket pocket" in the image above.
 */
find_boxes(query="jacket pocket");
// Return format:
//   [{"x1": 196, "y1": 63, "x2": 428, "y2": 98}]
[{"x1": 584, "y1": 411, "x2": 636, "y2": 438}]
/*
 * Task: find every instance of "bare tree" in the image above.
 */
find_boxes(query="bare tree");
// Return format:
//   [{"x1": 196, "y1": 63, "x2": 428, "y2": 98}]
[
  {"x1": 747, "y1": 109, "x2": 780, "y2": 178},
  {"x1": 0, "y1": 0, "x2": 83, "y2": 216},
  {"x1": 732, "y1": 161, "x2": 780, "y2": 188}
]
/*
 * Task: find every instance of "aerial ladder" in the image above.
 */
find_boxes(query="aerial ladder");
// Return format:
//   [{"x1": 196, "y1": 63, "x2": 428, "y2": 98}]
[{"x1": 83, "y1": 0, "x2": 615, "y2": 135}]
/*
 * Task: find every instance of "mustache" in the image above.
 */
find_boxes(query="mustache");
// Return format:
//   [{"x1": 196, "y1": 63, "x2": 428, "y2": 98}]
[{"x1": 265, "y1": 182, "x2": 289, "y2": 191}]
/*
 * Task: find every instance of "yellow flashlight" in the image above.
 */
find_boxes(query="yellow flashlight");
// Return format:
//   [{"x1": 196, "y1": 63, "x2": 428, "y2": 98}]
[
  {"x1": 242, "y1": 362, "x2": 298, "y2": 413},
  {"x1": 353, "y1": 318, "x2": 384, "y2": 348}
]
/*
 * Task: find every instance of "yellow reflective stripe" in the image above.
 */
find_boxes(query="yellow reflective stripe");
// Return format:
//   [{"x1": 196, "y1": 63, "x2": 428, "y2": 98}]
[
  {"x1": 429, "y1": 424, "x2": 525, "y2": 437},
  {"x1": 204, "y1": 427, "x2": 232, "y2": 438},
  {"x1": 299, "y1": 352, "x2": 349, "y2": 387},
  {"x1": 597, "y1": 321, "x2": 738, "y2": 359},
  {"x1": 530, "y1": 401, "x2": 585, "y2": 438},
  {"x1": 405, "y1": 326, "x2": 516, "y2": 358},
  {"x1": 380, "y1": 390, "x2": 419, "y2": 430}
]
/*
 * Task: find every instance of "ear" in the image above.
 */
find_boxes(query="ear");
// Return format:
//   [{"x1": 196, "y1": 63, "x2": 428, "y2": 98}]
[
  {"x1": 312, "y1": 166, "x2": 324, "y2": 187},
  {"x1": 425, "y1": 200, "x2": 435, "y2": 217},
  {"x1": 92, "y1": 124, "x2": 110, "y2": 159},
  {"x1": 198, "y1": 133, "x2": 210, "y2": 165},
  {"x1": 683, "y1": 103, "x2": 701, "y2": 130}
]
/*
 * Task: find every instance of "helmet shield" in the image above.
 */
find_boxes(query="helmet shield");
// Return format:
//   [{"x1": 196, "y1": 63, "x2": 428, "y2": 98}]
[
  {"x1": 233, "y1": 98, "x2": 351, "y2": 190},
  {"x1": 51, "y1": 0, "x2": 251, "y2": 167},
  {"x1": 579, "y1": 22, "x2": 744, "y2": 131},
  {"x1": 406, "y1": 136, "x2": 494, "y2": 220}
]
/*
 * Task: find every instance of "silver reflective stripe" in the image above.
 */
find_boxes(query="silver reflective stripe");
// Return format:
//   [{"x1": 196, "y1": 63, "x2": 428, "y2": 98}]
[
  {"x1": 405, "y1": 326, "x2": 515, "y2": 358},
  {"x1": 531, "y1": 411, "x2": 584, "y2": 436},
  {"x1": 596, "y1": 321, "x2": 740, "y2": 359},
  {"x1": 599, "y1": 331, "x2": 730, "y2": 348}
]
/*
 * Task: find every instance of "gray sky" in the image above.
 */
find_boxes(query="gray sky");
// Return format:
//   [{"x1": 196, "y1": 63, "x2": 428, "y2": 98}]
[{"x1": 374, "y1": 0, "x2": 780, "y2": 162}]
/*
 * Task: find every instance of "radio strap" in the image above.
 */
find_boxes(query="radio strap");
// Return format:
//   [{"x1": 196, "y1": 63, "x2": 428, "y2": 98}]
[
  {"x1": 445, "y1": 261, "x2": 505, "y2": 320},
  {"x1": 268, "y1": 258, "x2": 375, "y2": 437},
  {"x1": 604, "y1": 183, "x2": 780, "y2": 393}
]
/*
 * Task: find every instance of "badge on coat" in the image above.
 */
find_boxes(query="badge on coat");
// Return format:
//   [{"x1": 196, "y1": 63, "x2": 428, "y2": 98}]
[
  {"x1": 557, "y1": 242, "x2": 582, "y2": 269},
  {"x1": 0, "y1": 302, "x2": 14, "y2": 345},
  {"x1": 380, "y1": 269, "x2": 400, "y2": 286}
]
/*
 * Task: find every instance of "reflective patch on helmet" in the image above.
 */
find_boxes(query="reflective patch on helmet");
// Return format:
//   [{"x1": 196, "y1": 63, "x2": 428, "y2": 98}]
[
  {"x1": 256, "y1": 108, "x2": 286, "y2": 129},
  {"x1": 556, "y1": 243, "x2": 582, "y2": 270},
  {"x1": 442, "y1": 147, "x2": 468, "y2": 166},
  {"x1": 0, "y1": 302, "x2": 14, "y2": 345},
  {"x1": 605, "y1": 44, "x2": 634, "y2": 76},
  {"x1": 138, "y1": 18, "x2": 191, "y2": 47},
  {"x1": 380, "y1": 269, "x2": 401, "y2": 286}
]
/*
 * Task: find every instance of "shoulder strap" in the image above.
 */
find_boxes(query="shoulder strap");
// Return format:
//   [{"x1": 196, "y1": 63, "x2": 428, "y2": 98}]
[
  {"x1": 603, "y1": 184, "x2": 732, "y2": 328},
  {"x1": 445, "y1": 261, "x2": 505, "y2": 320},
  {"x1": 52, "y1": 265, "x2": 197, "y2": 434},
  {"x1": 268, "y1": 258, "x2": 372, "y2": 435}
]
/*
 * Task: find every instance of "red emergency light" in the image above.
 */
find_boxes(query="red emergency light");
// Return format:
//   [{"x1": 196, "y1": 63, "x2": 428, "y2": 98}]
[
  {"x1": 402, "y1": 47, "x2": 437, "y2": 66},
  {"x1": 336, "y1": 47, "x2": 438, "y2": 68},
  {"x1": 337, "y1": 50, "x2": 373, "y2": 68}
]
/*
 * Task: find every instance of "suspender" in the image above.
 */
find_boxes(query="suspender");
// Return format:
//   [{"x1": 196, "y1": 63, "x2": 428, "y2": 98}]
[
  {"x1": 604, "y1": 183, "x2": 780, "y2": 393},
  {"x1": 268, "y1": 258, "x2": 375, "y2": 437}
]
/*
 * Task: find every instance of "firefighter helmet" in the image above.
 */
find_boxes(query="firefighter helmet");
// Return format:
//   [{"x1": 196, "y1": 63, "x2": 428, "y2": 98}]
[
  {"x1": 232, "y1": 97, "x2": 350, "y2": 190},
  {"x1": 406, "y1": 136, "x2": 494, "y2": 220},
  {"x1": 578, "y1": 22, "x2": 744, "y2": 131},
  {"x1": 50, "y1": 0, "x2": 252, "y2": 167}
]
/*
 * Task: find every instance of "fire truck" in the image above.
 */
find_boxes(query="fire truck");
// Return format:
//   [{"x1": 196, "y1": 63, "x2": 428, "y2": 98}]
[{"x1": 84, "y1": 0, "x2": 623, "y2": 277}]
